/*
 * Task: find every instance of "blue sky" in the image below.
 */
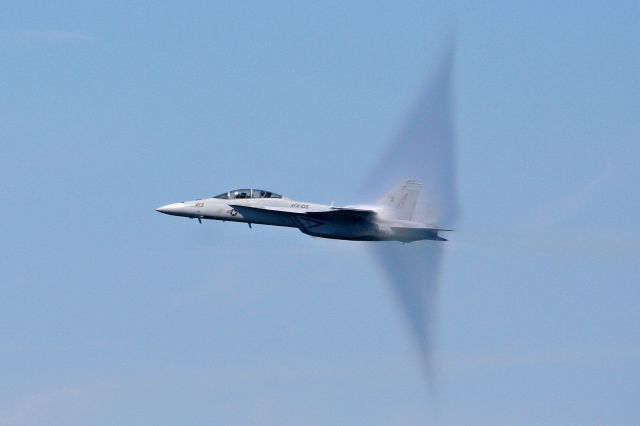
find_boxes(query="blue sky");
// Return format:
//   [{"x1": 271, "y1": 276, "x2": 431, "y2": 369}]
[{"x1": 1, "y1": 1, "x2": 639, "y2": 425}]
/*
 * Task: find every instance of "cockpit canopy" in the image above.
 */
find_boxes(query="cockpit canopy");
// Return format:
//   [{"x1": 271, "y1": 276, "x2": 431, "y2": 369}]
[{"x1": 214, "y1": 189, "x2": 283, "y2": 200}]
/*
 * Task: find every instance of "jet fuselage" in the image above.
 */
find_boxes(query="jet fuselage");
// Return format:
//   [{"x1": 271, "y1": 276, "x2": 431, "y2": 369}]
[{"x1": 157, "y1": 185, "x2": 447, "y2": 243}]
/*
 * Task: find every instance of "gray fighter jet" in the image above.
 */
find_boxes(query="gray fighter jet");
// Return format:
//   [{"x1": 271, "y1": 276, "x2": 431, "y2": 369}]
[{"x1": 156, "y1": 180, "x2": 449, "y2": 243}]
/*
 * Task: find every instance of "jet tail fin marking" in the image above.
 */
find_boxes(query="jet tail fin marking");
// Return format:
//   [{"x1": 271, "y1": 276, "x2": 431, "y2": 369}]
[{"x1": 377, "y1": 180, "x2": 423, "y2": 221}]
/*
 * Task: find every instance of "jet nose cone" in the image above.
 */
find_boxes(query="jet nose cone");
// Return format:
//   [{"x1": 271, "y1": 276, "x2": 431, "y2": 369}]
[{"x1": 156, "y1": 202, "x2": 185, "y2": 215}]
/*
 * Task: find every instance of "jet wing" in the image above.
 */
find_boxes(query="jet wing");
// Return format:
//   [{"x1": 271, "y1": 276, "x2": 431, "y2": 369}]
[
  {"x1": 306, "y1": 207, "x2": 376, "y2": 222},
  {"x1": 229, "y1": 205, "x2": 376, "y2": 222}
]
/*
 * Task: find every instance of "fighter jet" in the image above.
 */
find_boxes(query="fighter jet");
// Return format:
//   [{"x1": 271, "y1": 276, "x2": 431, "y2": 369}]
[{"x1": 156, "y1": 180, "x2": 449, "y2": 243}]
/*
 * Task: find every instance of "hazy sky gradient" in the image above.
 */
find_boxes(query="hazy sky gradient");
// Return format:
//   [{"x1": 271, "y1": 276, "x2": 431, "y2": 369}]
[{"x1": 1, "y1": 1, "x2": 639, "y2": 425}]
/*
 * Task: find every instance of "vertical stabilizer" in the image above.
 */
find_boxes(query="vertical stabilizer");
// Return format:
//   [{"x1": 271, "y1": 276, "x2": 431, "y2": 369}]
[{"x1": 377, "y1": 180, "x2": 423, "y2": 220}]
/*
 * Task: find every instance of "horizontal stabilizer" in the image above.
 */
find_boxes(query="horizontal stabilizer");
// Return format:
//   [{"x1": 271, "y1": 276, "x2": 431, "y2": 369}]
[{"x1": 390, "y1": 227, "x2": 448, "y2": 242}]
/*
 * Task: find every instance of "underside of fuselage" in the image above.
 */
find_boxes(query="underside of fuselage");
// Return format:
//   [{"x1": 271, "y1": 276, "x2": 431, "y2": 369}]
[
  {"x1": 293, "y1": 221, "x2": 447, "y2": 242},
  {"x1": 192, "y1": 211, "x2": 445, "y2": 243}
]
